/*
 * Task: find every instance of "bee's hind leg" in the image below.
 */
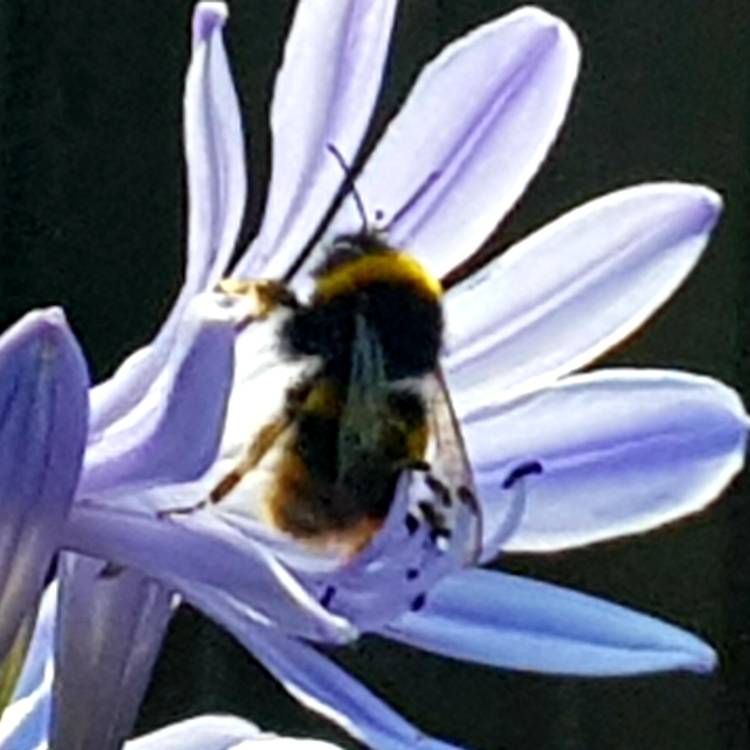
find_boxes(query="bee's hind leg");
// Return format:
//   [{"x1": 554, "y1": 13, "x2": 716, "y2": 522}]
[
  {"x1": 157, "y1": 417, "x2": 291, "y2": 521},
  {"x1": 209, "y1": 415, "x2": 292, "y2": 504}
]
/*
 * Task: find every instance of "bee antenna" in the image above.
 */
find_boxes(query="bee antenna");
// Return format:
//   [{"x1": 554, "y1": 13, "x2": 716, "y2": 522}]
[
  {"x1": 326, "y1": 143, "x2": 369, "y2": 234},
  {"x1": 383, "y1": 170, "x2": 442, "y2": 233}
]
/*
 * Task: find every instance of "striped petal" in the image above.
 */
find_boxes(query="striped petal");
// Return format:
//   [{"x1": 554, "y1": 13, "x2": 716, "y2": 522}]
[
  {"x1": 52, "y1": 555, "x2": 173, "y2": 750},
  {"x1": 90, "y1": 2, "x2": 245, "y2": 434},
  {"x1": 82, "y1": 294, "x2": 237, "y2": 497},
  {"x1": 129, "y1": 714, "x2": 345, "y2": 749},
  {"x1": 188, "y1": 590, "x2": 466, "y2": 750},
  {"x1": 322, "y1": 7, "x2": 579, "y2": 280},
  {"x1": 384, "y1": 569, "x2": 716, "y2": 676},
  {"x1": 0, "y1": 589, "x2": 344, "y2": 750},
  {"x1": 62, "y1": 505, "x2": 354, "y2": 644},
  {"x1": 0, "y1": 584, "x2": 56, "y2": 750},
  {"x1": 462, "y1": 369, "x2": 748, "y2": 555},
  {"x1": 236, "y1": 0, "x2": 398, "y2": 279},
  {"x1": 0, "y1": 310, "x2": 88, "y2": 690},
  {"x1": 443, "y1": 184, "x2": 721, "y2": 413}
]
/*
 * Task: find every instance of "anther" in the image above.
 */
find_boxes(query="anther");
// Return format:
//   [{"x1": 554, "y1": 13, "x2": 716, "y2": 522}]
[
  {"x1": 410, "y1": 592, "x2": 427, "y2": 612},
  {"x1": 98, "y1": 562, "x2": 124, "y2": 579},
  {"x1": 405, "y1": 513, "x2": 420, "y2": 535},
  {"x1": 320, "y1": 585, "x2": 336, "y2": 609},
  {"x1": 425, "y1": 475, "x2": 452, "y2": 506},
  {"x1": 457, "y1": 485, "x2": 476, "y2": 505},
  {"x1": 502, "y1": 460, "x2": 544, "y2": 489},
  {"x1": 429, "y1": 527, "x2": 452, "y2": 543},
  {"x1": 418, "y1": 500, "x2": 444, "y2": 528},
  {"x1": 402, "y1": 459, "x2": 430, "y2": 473},
  {"x1": 406, "y1": 568, "x2": 420, "y2": 581}
]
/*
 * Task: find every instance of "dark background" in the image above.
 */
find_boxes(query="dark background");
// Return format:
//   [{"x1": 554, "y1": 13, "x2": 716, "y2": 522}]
[{"x1": 1, "y1": 1, "x2": 748, "y2": 748}]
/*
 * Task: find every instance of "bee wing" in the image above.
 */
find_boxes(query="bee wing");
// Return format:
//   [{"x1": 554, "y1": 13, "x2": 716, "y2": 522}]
[
  {"x1": 422, "y1": 367, "x2": 483, "y2": 564},
  {"x1": 336, "y1": 313, "x2": 392, "y2": 476}
]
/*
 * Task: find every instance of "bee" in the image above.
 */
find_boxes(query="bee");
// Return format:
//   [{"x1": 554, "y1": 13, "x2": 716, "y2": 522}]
[{"x1": 210, "y1": 156, "x2": 481, "y2": 558}]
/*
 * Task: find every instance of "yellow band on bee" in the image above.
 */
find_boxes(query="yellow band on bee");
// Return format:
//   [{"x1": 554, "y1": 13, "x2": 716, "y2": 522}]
[
  {"x1": 406, "y1": 420, "x2": 428, "y2": 461},
  {"x1": 316, "y1": 252, "x2": 443, "y2": 302}
]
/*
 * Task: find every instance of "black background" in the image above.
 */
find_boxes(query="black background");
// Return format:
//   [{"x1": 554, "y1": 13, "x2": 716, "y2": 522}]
[{"x1": 1, "y1": 2, "x2": 748, "y2": 748}]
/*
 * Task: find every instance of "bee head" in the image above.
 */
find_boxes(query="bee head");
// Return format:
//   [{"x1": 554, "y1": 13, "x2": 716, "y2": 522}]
[
  {"x1": 314, "y1": 232, "x2": 387, "y2": 278},
  {"x1": 313, "y1": 235, "x2": 442, "y2": 305}
]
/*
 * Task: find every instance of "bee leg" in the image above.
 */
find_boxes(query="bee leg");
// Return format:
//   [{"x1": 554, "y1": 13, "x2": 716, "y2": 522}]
[
  {"x1": 209, "y1": 416, "x2": 291, "y2": 504},
  {"x1": 159, "y1": 412, "x2": 292, "y2": 520},
  {"x1": 424, "y1": 474, "x2": 452, "y2": 507},
  {"x1": 156, "y1": 499, "x2": 208, "y2": 519}
]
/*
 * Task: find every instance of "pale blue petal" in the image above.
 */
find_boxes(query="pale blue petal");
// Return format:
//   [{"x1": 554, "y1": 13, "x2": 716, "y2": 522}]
[
  {"x1": 126, "y1": 714, "x2": 345, "y2": 749},
  {"x1": 383, "y1": 569, "x2": 717, "y2": 676},
  {"x1": 236, "y1": 0, "x2": 398, "y2": 279},
  {"x1": 0, "y1": 592, "x2": 343, "y2": 750},
  {"x1": 443, "y1": 184, "x2": 722, "y2": 413},
  {"x1": 62, "y1": 505, "x2": 355, "y2": 644},
  {"x1": 188, "y1": 590, "x2": 467, "y2": 750},
  {"x1": 0, "y1": 585, "x2": 56, "y2": 750},
  {"x1": 322, "y1": 7, "x2": 579, "y2": 280},
  {"x1": 0, "y1": 309, "x2": 88, "y2": 661},
  {"x1": 184, "y1": 1, "x2": 247, "y2": 292},
  {"x1": 90, "y1": 2, "x2": 245, "y2": 434},
  {"x1": 81, "y1": 295, "x2": 236, "y2": 496},
  {"x1": 52, "y1": 554, "x2": 173, "y2": 750},
  {"x1": 462, "y1": 369, "x2": 748, "y2": 556},
  {"x1": 126, "y1": 715, "x2": 262, "y2": 750}
]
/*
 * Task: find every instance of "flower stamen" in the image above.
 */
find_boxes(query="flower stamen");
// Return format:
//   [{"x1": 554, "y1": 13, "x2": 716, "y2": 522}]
[{"x1": 502, "y1": 460, "x2": 544, "y2": 489}]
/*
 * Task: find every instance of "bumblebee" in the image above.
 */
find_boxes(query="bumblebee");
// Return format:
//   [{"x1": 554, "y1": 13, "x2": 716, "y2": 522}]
[{"x1": 212, "y1": 231, "x2": 479, "y2": 557}]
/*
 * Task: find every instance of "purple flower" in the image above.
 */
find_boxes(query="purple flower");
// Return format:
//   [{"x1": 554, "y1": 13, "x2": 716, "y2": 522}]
[
  {"x1": 0, "y1": 2, "x2": 747, "y2": 749},
  {"x1": 0, "y1": 586, "x2": 345, "y2": 750},
  {"x1": 0, "y1": 310, "x2": 87, "y2": 709}
]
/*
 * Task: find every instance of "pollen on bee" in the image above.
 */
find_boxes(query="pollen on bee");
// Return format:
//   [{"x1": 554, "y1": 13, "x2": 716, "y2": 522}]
[{"x1": 216, "y1": 277, "x2": 296, "y2": 323}]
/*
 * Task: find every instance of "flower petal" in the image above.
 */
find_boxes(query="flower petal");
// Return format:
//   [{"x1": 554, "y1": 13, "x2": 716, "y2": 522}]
[
  {"x1": 125, "y1": 715, "x2": 263, "y2": 750},
  {"x1": 0, "y1": 309, "x2": 88, "y2": 668},
  {"x1": 443, "y1": 184, "x2": 722, "y2": 411},
  {"x1": 89, "y1": 2, "x2": 245, "y2": 434},
  {"x1": 52, "y1": 554, "x2": 174, "y2": 750},
  {"x1": 184, "y1": 1, "x2": 247, "y2": 292},
  {"x1": 81, "y1": 294, "x2": 237, "y2": 496},
  {"x1": 188, "y1": 591, "x2": 466, "y2": 750},
  {"x1": 384, "y1": 569, "x2": 717, "y2": 676},
  {"x1": 462, "y1": 369, "x2": 748, "y2": 555},
  {"x1": 0, "y1": 584, "x2": 56, "y2": 750},
  {"x1": 322, "y1": 7, "x2": 579, "y2": 280},
  {"x1": 0, "y1": 592, "x2": 343, "y2": 750},
  {"x1": 236, "y1": 0, "x2": 398, "y2": 279},
  {"x1": 128, "y1": 714, "x2": 346, "y2": 749},
  {"x1": 61, "y1": 505, "x2": 355, "y2": 644}
]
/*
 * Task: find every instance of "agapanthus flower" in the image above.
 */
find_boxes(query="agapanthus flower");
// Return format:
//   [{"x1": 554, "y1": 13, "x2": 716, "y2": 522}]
[
  {"x1": 0, "y1": 2, "x2": 747, "y2": 750},
  {"x1": 0, "y1": 586, "x2": 344, "y2": 750}
]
